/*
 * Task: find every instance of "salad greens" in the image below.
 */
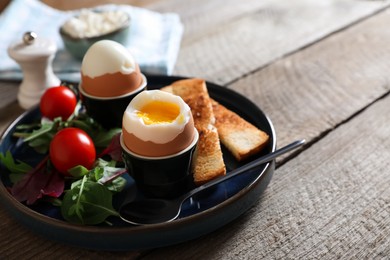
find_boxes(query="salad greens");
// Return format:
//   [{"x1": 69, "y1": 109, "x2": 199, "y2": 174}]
[
  {"x1": 62, "y1": 176, "x2": 118, "y2": 225},
  {"x1": 0, "y1": 105, "x2": 128, "y2": 225},
  {"x1": 13, "y1": 102, "x2": 121, "y2": 154},
  {"x1": 0, "y1": 151, "x2": 33, "y2": 183},
  {"x1": 10, "y1": 155, "x2": 64, "y2": 205}
]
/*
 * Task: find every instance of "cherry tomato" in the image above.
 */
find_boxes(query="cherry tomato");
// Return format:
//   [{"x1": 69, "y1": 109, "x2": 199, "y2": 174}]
[
  {"x1": 40, "y1": 86, "x2": 77, "y2": 120},
  {"x1": 49, "y1": 128, "x2": 96, "y2": 175}
]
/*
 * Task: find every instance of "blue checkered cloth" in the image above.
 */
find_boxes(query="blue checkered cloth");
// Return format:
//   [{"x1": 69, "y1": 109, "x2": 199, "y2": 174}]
[{"x1": 0, "y1": 0, "x2": 183, "y2": 82}]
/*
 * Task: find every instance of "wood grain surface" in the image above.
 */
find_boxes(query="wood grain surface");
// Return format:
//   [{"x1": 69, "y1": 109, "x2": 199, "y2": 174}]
[
  {"x1": 173, "y1": 0, "x2": 390, "y2": 84},
  {"x1": 231, "y1": 8, "x2": 390, "y2": 148},
  {"x1": 1, "y1": 0, "x2": 390, "y2": 258}
]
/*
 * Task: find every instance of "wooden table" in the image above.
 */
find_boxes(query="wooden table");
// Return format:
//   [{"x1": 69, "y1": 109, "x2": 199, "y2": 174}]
[{"x1": 2, "y1": 0, "x2": 390, "y2": 258}]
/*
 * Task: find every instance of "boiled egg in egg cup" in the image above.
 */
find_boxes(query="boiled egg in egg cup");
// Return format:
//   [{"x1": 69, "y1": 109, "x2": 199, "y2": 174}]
[
  {"x1": 120, "y1": 90, "x2": 199, "y2": 198},
  {"x1": 78, "y1": 40, "x2": 147, "y2": 129}
]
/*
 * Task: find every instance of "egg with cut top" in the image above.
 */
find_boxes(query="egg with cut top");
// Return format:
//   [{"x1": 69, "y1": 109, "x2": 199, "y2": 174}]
[
  {"x1": 122, "y1": 90, "x2": 196, "y2": 157},
  {"x1": 80, "y1": 40, "x2": 143, "y2": 98}
]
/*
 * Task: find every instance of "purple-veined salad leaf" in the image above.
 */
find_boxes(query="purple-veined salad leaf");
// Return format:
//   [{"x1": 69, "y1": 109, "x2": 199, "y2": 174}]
[
  {"x1": 11, "y1": 156, "x2": 65, "y2": 205},
  {"x1": 98, "y1": 133, "x2": 122, "y2": 162}
]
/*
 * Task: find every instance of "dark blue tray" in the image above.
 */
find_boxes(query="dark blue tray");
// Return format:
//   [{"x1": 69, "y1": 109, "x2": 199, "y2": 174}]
[{"x1": 0, "y1": 75, "x2": 276, "y2": 251}]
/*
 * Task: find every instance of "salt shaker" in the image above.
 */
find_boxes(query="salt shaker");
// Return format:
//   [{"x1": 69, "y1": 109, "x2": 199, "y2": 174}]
[{"x1": 7, "y1": 32, "x2": 60, "y2": 109}]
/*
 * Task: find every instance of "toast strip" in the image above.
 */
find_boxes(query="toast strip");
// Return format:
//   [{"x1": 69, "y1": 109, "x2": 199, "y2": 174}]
[
  {"x1": 163, "y1": 79, "x2": 226, "y2": 185},
  {"x1": 211, "y1": 99, "x2": 269, "y2": 161}
]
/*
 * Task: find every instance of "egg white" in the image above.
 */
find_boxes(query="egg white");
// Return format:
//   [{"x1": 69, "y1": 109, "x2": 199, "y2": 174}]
[
  {"x1": 81, "y1": 40, "x2": 137, "y2": 78},
  {"x1": 122, "y1": 90, "x2": 192, "y2": 144}
]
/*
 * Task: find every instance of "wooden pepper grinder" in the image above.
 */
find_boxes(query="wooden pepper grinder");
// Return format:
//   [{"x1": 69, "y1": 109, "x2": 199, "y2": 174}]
[{"x1": 7, "y1": 31, "x2": 60, "y2": 109}]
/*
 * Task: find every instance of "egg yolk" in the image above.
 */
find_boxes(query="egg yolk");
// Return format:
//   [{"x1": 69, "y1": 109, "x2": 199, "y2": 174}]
[{"x1": 137, "y1": 101, "x2": 180, "y2": 125}]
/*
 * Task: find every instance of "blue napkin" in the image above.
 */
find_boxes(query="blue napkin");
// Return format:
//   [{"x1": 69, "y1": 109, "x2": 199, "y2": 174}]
[{"x1": 0, "y1": 0, "x2": 183, "y2": 82}]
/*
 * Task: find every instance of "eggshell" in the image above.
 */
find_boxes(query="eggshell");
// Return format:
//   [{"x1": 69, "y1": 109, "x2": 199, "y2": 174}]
[
  {"x1": 122, "y1": 116, "x2": 195, "y2": 157},
  {"x1": 122, "y1": 90, "x2": 196, "y2": 157},
  {"x1": 80, "y1": 40, "x2": 142, "y2": 97}
]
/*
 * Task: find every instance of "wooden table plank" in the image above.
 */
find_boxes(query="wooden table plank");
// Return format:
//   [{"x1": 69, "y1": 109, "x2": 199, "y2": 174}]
[
  {"x1": 0, "y1": 0, "x2": 10, "y2": 13},
  {"x1": 173, "y1": 0, "x2": 390, "y2": 84},
  {"x1": 148, "y1": 0, "x2": 390, "y2": 46},
  {"x1": 0, "y1": 82, "x2": 18, "y2": 110},
  {"x1": 0, "y1": 82, "x2": 22, "y2": 134},
  {"x1": 228, "y1": 7, "x2": 390, "y2": 150}
]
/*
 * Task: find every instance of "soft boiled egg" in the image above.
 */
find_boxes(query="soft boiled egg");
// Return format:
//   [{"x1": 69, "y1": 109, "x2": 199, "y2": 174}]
[
  {"x1": 80, "y1": 40, "x2": 142, "y2": 97},
  {"x1": 122, "y1": 90, "x2": 196, "y2": 157}
]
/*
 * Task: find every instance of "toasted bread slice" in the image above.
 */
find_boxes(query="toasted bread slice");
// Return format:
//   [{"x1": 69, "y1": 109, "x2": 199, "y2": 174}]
[
  {"x1": 163, "y1": 78, "x2": 226, "y2": 185},
  {"x1": 211, "y1": 99, "x2": 269, "y2": 161},
  {"x1": 192, "y1": 127, "x2": 226, "y2": 184}
]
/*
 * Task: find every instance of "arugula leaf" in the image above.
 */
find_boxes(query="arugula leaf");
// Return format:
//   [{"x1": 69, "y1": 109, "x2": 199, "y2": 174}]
[
  {"x1": 13, "y1": 106, "x2": 122, "y2": 155},
  {"x1": 14, "y1": 122, "x2": 41, "y2": 131},
  {"x1": 0, "y1": 151, "x2": 33, "y2": 174},
  {"x1": 28, "y1": 131, "x2": 56, "y2": 154},
  {"x1": 68, "y1": 119, "x2": 96, "y2": 135},
  {"x1": 105, "y1": 175, "x2": 127, "y2": 193},
  {"x1": 83, "y1": 159, "x2": 127, "y2": 193},
  {"x1": 61, "y1": 176, "x2": 119, "y2": 225},
  {"x1": 23, "y1": 119, "x2": 58, "y2": 142},
  {"x1": 68, "y1": 165, "x2": 89, "y2": 178},
  {"x1": 13, "y1": 118, "x2": 61, "y2": 154},
  {"x1": 93, "y1": 128, "x2": 122, "y2": 148},
  {"x1": 0, "y1": 151, "x2": 34, "y2": 184},
  {"x1": 96, "y1": 166, "x2": 127, "y2": 193}
]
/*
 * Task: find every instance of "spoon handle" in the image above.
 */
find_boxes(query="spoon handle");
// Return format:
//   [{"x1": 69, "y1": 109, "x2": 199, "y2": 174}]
[{"x1": 184, "y1": 139, "x2": 306, "y2": 199}]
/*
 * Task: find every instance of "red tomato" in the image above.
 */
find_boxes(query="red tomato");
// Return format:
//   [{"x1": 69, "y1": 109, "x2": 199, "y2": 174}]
[
  {"x1": 49, "y1": 128, "x2": 96, "y2": 175},
  {"x1": 40, "y1": 86, "x2": 77, "y2": 120}
]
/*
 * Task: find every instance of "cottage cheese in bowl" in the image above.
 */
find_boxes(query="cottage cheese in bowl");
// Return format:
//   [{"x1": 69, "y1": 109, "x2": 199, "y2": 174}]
[{"x1": 62, "y1": 10, "x2": 129, "y2": 38}]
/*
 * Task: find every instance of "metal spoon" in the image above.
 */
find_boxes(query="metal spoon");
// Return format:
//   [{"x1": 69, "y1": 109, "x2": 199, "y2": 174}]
[{"x1": 120, "y1": 139, "x2": 305, "y2": 225}]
